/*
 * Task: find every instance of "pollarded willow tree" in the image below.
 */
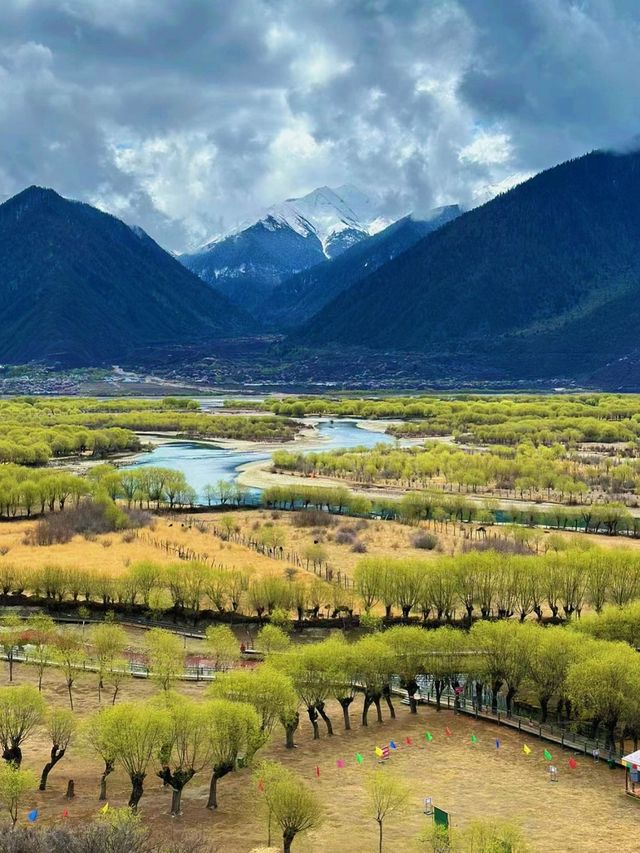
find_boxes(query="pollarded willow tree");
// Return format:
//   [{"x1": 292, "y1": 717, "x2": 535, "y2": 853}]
[
  {"x1": 157, "y1": 694, "x2": 212, "y2": 816},
  {"x1": 204, "y1": 625, "x2": 241, "y2": 672},
  {"x1": 144, "y1": 628, "x2": 186, "y2": 693},
  {"x1": 39, "y1": 709, "x2": 75, "y2": 791},
  {"x1": 93, "y1": 702, "x2": 170, "y2": 810},
  {"x1": 268, "y1": 769, "x2": 323, "y2": 853},
  {"x1": 90, "y1": 622, "x2": 127, "y2": 704},
  {"x1": 84, "y1": 708, "x2": 118, "y2": 801},
  {"x1": 205, "y1": 698, "x2": 263, "y2": 810},
  {"x1": 208, "y1": 665, "x2": 300, "y2": 749},
  {"x1": 0, "y1": 685, "x2": 46, "y2": 766}
]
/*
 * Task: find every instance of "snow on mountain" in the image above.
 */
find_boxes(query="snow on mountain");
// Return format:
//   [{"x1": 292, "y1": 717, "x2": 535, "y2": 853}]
[
  {"x1": 179, "y1": 184, "x2": 398, "y2": 315},
  {"x1": 196, "y1": 184, "x2": 393, "y2": 259}
]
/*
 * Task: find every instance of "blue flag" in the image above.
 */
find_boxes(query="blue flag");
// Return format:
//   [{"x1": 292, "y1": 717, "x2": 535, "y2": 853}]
[
  {"x1": 389, "y1": 740, "x2": 397, "y2": 749},
  {"x1": 27, "y1": 809, "x2": 38, "y2": 823},
  {"x1": 495, "y1": 739, "x2": 501, "y2": 749}
]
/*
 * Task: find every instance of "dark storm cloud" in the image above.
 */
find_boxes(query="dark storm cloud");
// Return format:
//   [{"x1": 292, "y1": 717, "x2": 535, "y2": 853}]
[{"x1": 0, "y1": 0, "x2": 638, "y2": 250}]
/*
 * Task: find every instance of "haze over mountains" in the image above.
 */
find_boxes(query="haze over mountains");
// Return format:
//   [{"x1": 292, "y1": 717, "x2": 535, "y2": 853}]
[{"x1": 5, "y1": 147, "x2": 640, "y2": 386}]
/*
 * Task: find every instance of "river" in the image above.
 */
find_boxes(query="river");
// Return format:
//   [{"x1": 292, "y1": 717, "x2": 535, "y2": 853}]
[{"x1": 122, "y1": 418, "x2": 396, "y2": 502}]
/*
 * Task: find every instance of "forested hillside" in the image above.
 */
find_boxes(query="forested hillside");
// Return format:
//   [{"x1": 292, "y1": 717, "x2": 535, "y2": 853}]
[{"x1": 293, "y1": 150, "x2": 640, "y2": 381}]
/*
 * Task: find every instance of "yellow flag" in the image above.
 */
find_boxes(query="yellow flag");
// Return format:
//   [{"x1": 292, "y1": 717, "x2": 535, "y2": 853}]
[
  {"x1": 375, "y1": 747, "x2": 383, "y2": 757},
  {"x1": 100, "y1": 803, "x2": 109, "y2": 814},
  {"x1": 522, "y1": 745, "x2": 531, "y2": 755}
]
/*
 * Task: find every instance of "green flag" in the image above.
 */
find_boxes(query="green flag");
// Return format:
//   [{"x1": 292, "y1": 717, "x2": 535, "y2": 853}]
[
  {"x1": 471, "y1": 734, "x2": 477, "y2": 744},
  {"x1": 544, "y1": 749, "x2": 552, "y2": 761},
  {"x1": 355, "y1": 753, "x2": 363, "y2": 764},
  {"x1": 425, "y1": 731, "x2": 433, "y2": 742}
]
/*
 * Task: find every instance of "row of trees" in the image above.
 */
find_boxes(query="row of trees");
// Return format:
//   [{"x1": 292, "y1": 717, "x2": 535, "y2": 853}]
[
  {"x1": 223, "y1": 617, "x2": 640, "y2": 752},
  {"x1": 353, "y1": 548, "x2": 640, "y2": 623},
  {"x1": 8, "y1": 539, "x2": 640, "y2": 626},
  {"x1": 257, "y1": 392, "x2": 640, "y2": 446},
  {"x1": 272, "y1": 440, "x2": 640, "y2": 504},
  {"x1": 262, "y1": 480, "x2": 640, "y2": 537}
]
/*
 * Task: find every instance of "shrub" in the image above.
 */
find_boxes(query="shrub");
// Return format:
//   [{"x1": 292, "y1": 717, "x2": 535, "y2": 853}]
[
  {"x1": 25, "y1": 499, "x2": 151, "y2": 546},
  {"x1": 411, "y1": 532, "x2": 438, "y2": 550},
  {"x1": 292, "y1": 510, "x2": 335, "y2": 528},
  {"x1": 351, "y1": 540, "x2": 367, "y2": 553}
]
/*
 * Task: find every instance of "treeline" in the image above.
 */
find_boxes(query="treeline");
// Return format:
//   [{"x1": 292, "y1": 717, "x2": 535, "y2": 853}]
[
  {"x1": 0, "y1": 396, "x2": 300, "y2": 465},
  {"x1": 4, "y1": 542, "x2": 640, "y2": 628},
  {"x1": 248, "y1": 393, "x2": 640, "y2": 446},
  {"x1": 259, "y1": 617, "x2": 640, "y2": 751},
  {"x1": 260, "y1": 481, "x2": 639, "y2": 537},
  {"x1": 272, "y1": 440, "x2": 640, "y2": 504},
  {"x1": 0, "y1": 465, "x2": 197, "y2": 519}
]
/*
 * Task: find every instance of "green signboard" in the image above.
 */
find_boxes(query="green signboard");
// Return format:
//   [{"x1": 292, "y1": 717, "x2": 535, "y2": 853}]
[{"x1": 434, "y1": 807, "x2": 449, "y2": 829}]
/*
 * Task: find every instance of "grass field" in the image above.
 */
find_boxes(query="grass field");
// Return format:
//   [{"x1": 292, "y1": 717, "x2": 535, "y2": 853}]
[{"x1": 3, "y1": 655, "x2": 639, "y2": 853}]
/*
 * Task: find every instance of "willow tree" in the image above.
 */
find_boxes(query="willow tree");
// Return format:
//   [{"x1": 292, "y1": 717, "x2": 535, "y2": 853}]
[
  {"x1": 145, "y1": 628, "x2": 185, "y2": 693},
  {"x1": 365, "y1": 771, "x2": 410, "y2": 853},
  {"x1": 269, "y1": 770, "x2": 322, "y2": 853},
  {"x1": 205, "y1": 699, "x2": 262, "y2": 810},
  {"x1": 39, "y1": 709, "x2": 75, "y2": 791},
  {"x1": 157, "y1": 695, "x2": 212, "y2": 816},
  {"x1": 385, "y1": 627, "x2": 428, "y2": 714},
  {"x1": 94, "y1": 702, "x2": 169, "y2": 810},
  {"x1": 0, "y1": 685, "x2": 45, "y2": 766},
  {"x1": 208, "y1": 665, "x2": 299, "y2": 748},
  {"x1": 355, "y1": 635, "x2": 395, "y2": 725},
  {"x1": 91, "y1": 622, "x2": 127, "y2": 703}
]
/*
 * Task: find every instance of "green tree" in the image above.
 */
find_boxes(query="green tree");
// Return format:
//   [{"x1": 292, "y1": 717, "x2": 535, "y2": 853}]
[
  {"x1": 145, "y1": 628, "x2": 185, "y2": 693},
  {"x1": 269, "y1": 771, "x2": 322, "y2": 853},
  {"x1": 39, "y1": 709, "x2": 75, "y2": 790},
  {"x1": 94, "y1": 702, "x2": 170, "y2": 810},
  {"x1": 91, "y1": 622, "x2": 127, "y2": 703},
  {"x1": 0, "y1": 763, "x2": 36, "y2": 827},
  {"x1": 157, "y1": 695, "x2": 212, "y2": 816},
  {"x1": 204, "y1": 625, "x2": 240, "y2": 672},
  {"x1": 0, "y1": 684, "x2": 45, "y2": 765},
  {"x1": 205, "y1": 698, "x2": 263, "y2": 810},
  {"x1": 365, "y1": 770, "x2": 410, "y2": 853}
]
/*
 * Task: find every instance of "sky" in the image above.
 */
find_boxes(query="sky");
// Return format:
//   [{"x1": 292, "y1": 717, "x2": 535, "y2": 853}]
[{"x1": 1, "y1": 0, "x2": 639, "y2": 252}]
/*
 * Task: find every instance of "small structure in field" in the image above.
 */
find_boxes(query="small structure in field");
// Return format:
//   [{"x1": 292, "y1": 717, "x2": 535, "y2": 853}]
[{"x1": 621, "y1": 750, "x2": 640, "y2": 798}]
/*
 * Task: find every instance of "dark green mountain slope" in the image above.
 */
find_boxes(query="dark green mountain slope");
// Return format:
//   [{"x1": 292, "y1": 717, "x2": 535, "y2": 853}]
[
  {"x1": 265, "y1": 206, "x2": 461, "y2": 329},
  {"x1": 0, "y1": 187, "x2": 254, "y2": 366},
  {"x1": 293, "y1": 150, "x2": 640, "y2": 379}
]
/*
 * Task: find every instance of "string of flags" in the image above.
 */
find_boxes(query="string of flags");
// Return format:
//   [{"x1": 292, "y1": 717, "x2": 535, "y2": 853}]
[{"x1": 305, "y1": 726, "x2": 582, "y2": 780}]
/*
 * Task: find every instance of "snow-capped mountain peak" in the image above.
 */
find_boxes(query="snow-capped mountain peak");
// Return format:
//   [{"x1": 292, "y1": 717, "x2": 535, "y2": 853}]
[{"x1": 196, "y1": 184, "x2": 393, "y2": 259}]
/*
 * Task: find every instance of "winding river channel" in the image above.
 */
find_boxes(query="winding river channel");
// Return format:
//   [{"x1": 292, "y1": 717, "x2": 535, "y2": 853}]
[{"x1": 123, "y1": 418, "x2": 395, "y2": 502}]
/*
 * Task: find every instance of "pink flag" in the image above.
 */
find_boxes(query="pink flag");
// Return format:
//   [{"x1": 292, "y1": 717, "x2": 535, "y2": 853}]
[{"x1": 336, "y1": 759, "x2": 345, "y2": 768}]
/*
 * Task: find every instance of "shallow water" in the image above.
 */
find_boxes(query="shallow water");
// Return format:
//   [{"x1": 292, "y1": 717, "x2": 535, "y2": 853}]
[{"x1": 123, "y1": 418, "x2": 395, "y2": 501}]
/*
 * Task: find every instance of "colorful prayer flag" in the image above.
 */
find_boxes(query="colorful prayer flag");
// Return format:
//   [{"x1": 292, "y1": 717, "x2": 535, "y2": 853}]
[
  {"x1": 445, "y1": 727, "x2": 452, "y2": 737},
  {"x1": 100, "y1": 803, "x2": 109, "y2": 814},
  {"x1": 544, "y1": 749, "x2": 553, "y2": 761},
  {"x1": 27, "y1": 809, "x2": 38, "y2": 823},
  {"x1": 375, "y1": 746, "x2": 383, "y2": 758},
  {"x1": 355, "y1": 753, "x2": 364, "y2": 764},
  {"x1": 336, "y1": 759, "x2": 345, "y2": 769},
  {"x1": 471, "y1": 734, "x2": 477, "y2": 744},
  {"x1": 495, "y1": 739, "x2": 501, "y2": 749},
  {"x1": 405, "y1": 736, "x2": 413, "y2": 746},
  {"x1": 425, "y1": 731, "x2": 433, "y2": 742},
  {"x1": 62, "y1": 809, "x2": 69, "y2": 819},
  {"x1": 382, "y1": 745, "x2": 390, "y2": 759},
  {"x1": 389, "y1": 740, "x2": 397, "y2": 750},
  {"x1": 523, "y1": 744, "x2": 531, "y2": 755},
  {"x1": 315, "y1": 766, "x2": 320, "y2": 778},
  {"x1": 568, "y1": 757, "x2": 577, "y2": 769}
]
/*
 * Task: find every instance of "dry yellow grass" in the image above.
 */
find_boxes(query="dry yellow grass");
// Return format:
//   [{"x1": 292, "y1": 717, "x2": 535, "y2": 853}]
[{"x1": 2, "y1": 656, "x2": 639, "y2": 853}]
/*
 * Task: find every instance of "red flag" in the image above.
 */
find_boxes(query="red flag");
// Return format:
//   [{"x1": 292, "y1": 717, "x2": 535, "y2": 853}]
[
  {"x1": 445, "y1": 727, "x2": 452, "y2": 737},
  {"x1": 405, "y1": 736, "x2": 413, "y2": 746},
  {"x1": 568, "y1": 757, "x2": 577, "y2": 769},
  {"x1": 315, "y1": 765, "x2": 320, "y2": 778},
  {"x1": 62, "y1": 809, "x2": 69, "y2": 818},
  {"x1": 382, "y1": 745, "x2": 390, "y2": 759},
  {"x1": 258, "y1": 779, "x2": 265, "y2": 791}
]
